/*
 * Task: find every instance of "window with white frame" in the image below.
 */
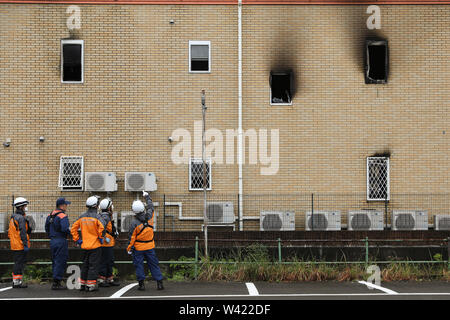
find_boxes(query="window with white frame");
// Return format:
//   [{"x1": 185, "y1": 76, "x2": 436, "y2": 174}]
[
  {"x1": 58, "y1": 156, "x2": 84, "y2": 191},
  {"x1": 61, "y1": 39, "x2": 84, "y2": 83},
  {"x1": 367, "y1": 157, "x2": 390, "y2": 201},
  {"x1": 189, "y1": 41, "x2": 210, "y2": 73},
  {"x1": 189, "y1": 158, "x2": 212, "y2": 191}
]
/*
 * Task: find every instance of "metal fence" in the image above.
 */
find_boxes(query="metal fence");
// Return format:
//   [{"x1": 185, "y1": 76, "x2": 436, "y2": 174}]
[
  {"x1": 1, "y1": 193, "x2": 450, "y2": 233},
  {"x1": 0, "y1": 237, "x2": 449, "y2": 281}
]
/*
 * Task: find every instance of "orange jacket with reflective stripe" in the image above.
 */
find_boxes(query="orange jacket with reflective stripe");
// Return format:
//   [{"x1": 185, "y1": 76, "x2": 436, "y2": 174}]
[
  {"x1": 71, "y1": 208, "x2": 105, "y2": 250},
  {"x1": 127, "y1": 215, "x2": 155, "y2": 252},
  {"x1": 8, "y1": 212, "x2": 30, "y2": 251}
]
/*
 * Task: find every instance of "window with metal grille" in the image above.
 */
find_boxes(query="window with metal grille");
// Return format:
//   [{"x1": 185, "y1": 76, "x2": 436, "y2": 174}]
[
  {"x1": 58, "y1": 156, "x2": 84, "y2": 191},
  {"x1": 61, "y1": 39, "x2": 84, "y2": 83},
  {"x1": 367, "y1": 157, "x2": 390, "y2": 201},
  {"x1": 189, "y1": 41, "x2": 210, "y2": 73},
  {"x1": 189, "y1": 158, "x2": 211, "y2": 191}
]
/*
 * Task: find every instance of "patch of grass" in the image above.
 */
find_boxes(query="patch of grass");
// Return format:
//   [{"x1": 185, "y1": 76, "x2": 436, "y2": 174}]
[
  {"x1": 23, "y1": 260, "x2": 52, "y2": 284},
  {"x1": 192, "y1": 244, "x2": 450, "y2": 282},
  {"x1": 167, "y1": 256, "x2": 196, "y2": 281}
]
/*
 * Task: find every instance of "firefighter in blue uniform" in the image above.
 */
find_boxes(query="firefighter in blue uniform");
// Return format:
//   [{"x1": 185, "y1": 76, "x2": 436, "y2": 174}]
[{"x1": 45, "y1": 197, "x2": 71, "y2": 290}]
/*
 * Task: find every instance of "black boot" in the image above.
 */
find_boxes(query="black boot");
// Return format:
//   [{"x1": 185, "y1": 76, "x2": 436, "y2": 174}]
[
  {"x1": 79, "y1": 285, "x2": 86, "y2": 291},
  {"x1": 12, "y1": 281, "x2": 27, "y2": 289},
  {"x1": 98, "y1": 280, "x2": 110, "y2": 287},
  {"x1": 157, "y1": 280, "x2": 164, "y2": 290},
  {"x1": 138, "y1": 280, "x2": 145, "y2": 291},
  {"x1": 51, "y1": 279, "x2": 66, "y2": 290},
  {"x1": 87, "y1": 284, "x2": 99, "y2": 292},
  {"x1": 108, "y1": 278, "x2": 120, "y2": 286}
]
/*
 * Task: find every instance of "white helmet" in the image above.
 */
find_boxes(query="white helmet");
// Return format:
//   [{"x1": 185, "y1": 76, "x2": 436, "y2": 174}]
[
  {"x1": 99, "y1": 198, "x2": 113, "y2": 211},
  {"x1": 86, "y1": 195, "x2": 100, "y2": 208},
  {"x1": 14, "y1": 197, "x2": 29, "y2": 208},
  {"x1": 132, "y1": 200, "x2": 145, "y2": 214}
]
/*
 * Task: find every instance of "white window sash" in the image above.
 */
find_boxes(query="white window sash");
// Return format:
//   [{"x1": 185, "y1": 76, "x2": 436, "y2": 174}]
[
  {"x1": 188, "y1": 40, "x2": 211, "y2": 73},
  {"x1": 61, "y1": 39, "x2": 84, "y2": 83},
  {"x1": 189, "y1": 158, "x2": 212, "y2": 191}
]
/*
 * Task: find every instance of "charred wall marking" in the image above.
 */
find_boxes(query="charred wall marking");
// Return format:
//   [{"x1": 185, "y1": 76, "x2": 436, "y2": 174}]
[{"x1": 268, "y1": 7, "x2": 299, "y2": 104}]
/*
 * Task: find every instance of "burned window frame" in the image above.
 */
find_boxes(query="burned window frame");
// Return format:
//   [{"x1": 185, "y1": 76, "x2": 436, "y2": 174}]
[
  {"x1": 189, "y1": 158, "x2": 212, "y2": 191},
  {"x1": 364, "y1": 38, "x2": 389, "y2": 84},
  {"x1": 61, "y1": 39, "x2": 84, "y2": 84},
  {"x1": 269, "y1": 70, "x2": 294, "y2": 106},
  {"x1": 189, "y1": 40, "x2": 211, "y2": 73},
  {"x1": 366, "y1": 157, "x2": 390, "y2": 201}
]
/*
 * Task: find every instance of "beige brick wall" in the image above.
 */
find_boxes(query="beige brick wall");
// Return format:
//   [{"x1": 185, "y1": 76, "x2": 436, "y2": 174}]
[
  {"x1": 242, "y1": 5, "x2": 450, "y2": 196},
  {"x1": 0, "y1": 4, "x2": 449, "y2": 227}
]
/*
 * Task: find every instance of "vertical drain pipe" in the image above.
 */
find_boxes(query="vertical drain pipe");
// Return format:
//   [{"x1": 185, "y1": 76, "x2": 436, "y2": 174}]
[{"x1": 237, "y1": 0, "x2": 244, "y2": 231}]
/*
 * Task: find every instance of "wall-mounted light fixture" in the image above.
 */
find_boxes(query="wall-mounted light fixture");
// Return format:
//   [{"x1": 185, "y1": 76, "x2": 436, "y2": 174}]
[{"x1": 3, "y1": 138, "x2": 11, "y2": 147}]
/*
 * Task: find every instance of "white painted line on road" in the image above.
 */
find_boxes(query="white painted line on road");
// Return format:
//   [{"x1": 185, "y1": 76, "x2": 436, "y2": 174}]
[
  {"x1": 0, "y1": 287, "x2": 12, "y2": 292},
  {"x1": 358, "y1": 281, "x2": 398, "y2": 295},
  {"x1": 245, "y1": 282, "x2": 259, "y2": 296},
  {"x1": 110, "y1": 283, "x2": 138, "y2": 298}
]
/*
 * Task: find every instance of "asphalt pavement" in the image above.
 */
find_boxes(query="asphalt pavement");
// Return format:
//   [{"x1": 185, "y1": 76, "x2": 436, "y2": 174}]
[{"x1": 0, "y1": 280, "x2": 449, "y2": 300}]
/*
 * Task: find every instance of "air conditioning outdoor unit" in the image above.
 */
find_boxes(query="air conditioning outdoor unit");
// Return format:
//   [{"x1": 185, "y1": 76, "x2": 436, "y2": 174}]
[
  {"x1": 85, "y1": 172, "x2": 117, "y2": 192},
  {"x1": 125, "y1": 172, "x2": 157, "y2": 192},
  {"x1": 0, "y1": 213, "x2": 5, "y2": 233},
  {"x1": 305, "y1": 211, "x2": 341, "y2": 231},
  {"x1": 391, "y1": 210, "x2": 428, "y2": 231},
  {"x1": 434, "y1": 215, "x2": 450, "y2": 231},
  {"x1": 260, "y1": 211, "x2": 295, "y2": 231},
  {"x1": 206, "y1": 202, "x2": 234, "y2": 224},
  {"x1": 348, "y1": 210, "x2": 384, "y2": 231},
  {"x1": 26, "y1": 213, "x2": 48, "y2": 233},
  {"x1": 120, "y1": 211, "x2": 135, "y2": 232}
]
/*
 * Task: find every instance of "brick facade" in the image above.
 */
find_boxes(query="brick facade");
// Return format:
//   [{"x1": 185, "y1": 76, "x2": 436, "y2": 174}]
[{"x1": 1, "y1": 4, "x2": 449, "y2": 228}]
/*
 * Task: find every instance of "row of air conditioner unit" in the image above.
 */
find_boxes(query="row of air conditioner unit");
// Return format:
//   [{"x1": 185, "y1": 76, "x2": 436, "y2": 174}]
[
  {"x1": 196, "y1": 205, "x2": 438, "y2": 231},
  {"x1": 85, "y1": 172, "x2": 157, "y2": 192},
  {"x1": 261, "y1": 210, "x2": 450, "y2": 231}
]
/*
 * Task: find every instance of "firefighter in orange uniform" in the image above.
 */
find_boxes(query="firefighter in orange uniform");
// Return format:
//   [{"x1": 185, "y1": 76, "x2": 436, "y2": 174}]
[
  {"x1": 70, "y1": 195, "x2": 106, "y2": 292},
  {"x1": 127, "y1": 191, "x2": 164, "y2": 291},
  {"x1": 8, "y1": 197, "x2": 31, "y2": 288}
]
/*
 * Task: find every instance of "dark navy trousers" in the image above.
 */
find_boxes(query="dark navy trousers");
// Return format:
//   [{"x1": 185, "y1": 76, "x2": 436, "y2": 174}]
[
  {"x1": 132, "y1": 249, "x2": 163, "y2": 282},
  {"x1": 99, "y1": 247, "x2": 114, "y2": 278},
  {"x1": 50, "y1": 238, "x2": 68, "y2": 280}
]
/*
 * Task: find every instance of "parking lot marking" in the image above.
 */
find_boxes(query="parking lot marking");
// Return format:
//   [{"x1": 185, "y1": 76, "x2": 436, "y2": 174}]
[
  {"x1": 0, "y1": 287, "x2": 12, "y2": 292},
  {"x1": 110, "y1": 283, "x2": 138, "y2": 298},
  {"x1": 358, "y1": 281, "x2": 398, "y2": 294},
  {"x1": 245, "y1": 282, "x2": 259, "y2": 296}
]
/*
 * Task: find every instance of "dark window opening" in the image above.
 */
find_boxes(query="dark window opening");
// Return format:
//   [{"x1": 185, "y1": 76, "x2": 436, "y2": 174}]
[
  {"x1": 270, "y1": 71, "x2": 293, "y2": 104},
  {"x1": 365, "y1": 39, "x2": 388, "y2": 84},
  {"x1": 62, "y1": 43, "x2": 82, "y2": 82},
  {"x1": 190, "y1": 44, "x2": 209, "y2": 72}
]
